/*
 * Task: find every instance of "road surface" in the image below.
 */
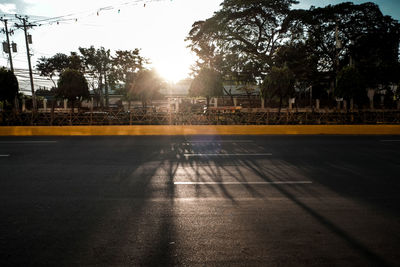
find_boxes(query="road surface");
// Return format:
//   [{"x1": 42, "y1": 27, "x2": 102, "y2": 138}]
[{"x1": 0, "y1": 135, "x2": 399, "y2": 266}]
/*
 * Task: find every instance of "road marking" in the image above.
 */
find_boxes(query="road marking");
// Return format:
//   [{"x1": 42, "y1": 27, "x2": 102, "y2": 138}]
[
  {"x1": 380, "y1": 140, "x2": 400, "y2": 142},
  {"x1": 0, "y1": 154, "x2": 10, "y2": 157},
  {"x1": 0, "y1": 141, "x2": 58, "y2": 144},
  {"x1": 174, "y1": 181, "x2": 312, "y2": 185},
  {"x1": 184, "y1": 153, "x2": 272, "y2": 157},
  {"x1": 186, "y1": 140, "x2": 254, "y2": 143}
]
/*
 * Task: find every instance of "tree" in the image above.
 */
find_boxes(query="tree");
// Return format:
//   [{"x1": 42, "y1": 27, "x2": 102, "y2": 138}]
[
  {"x1": 128, "y1": 69, "x2": 163, "y2": 108},
  {"x1": 291, "y1": 2, "x2": 400, "y2": 92},
  {"x1": 110, "y1": 49, "x2": 145, "y2": 85},
  {"x1": 97, "y1": 48, "x2": 112, "y2": 108},
  {"x1": 187, "y1": 0, "x2": 299, "y2": 80},
  {"x1": 57, "y1": 69, "x2": 89, "y2": 113},
  {"x1": 335, "y1": 66, "x2": 366, "y2": 106},
  {"x1": 37, "y1": 53, "x2": 83, "y2": 88},
  {"x1": 79, "y1": 46, "x2": 112, "y2": 108},
  {"x1": 261, "y1": 66, "x2": 295, "y2": 112},
  {"x1": 351, "y1": 24, "x2": 400, "y2": 90},
  {"x1": 0, "y1": 67, "x2": 19, "y2": 111},
  {"x1": 109, "y1": 49, "x2": 146, "y2": 109},
  {"x1": 189, "y1": 68, "x2": 224, "y2": 106},
  {"x1": 275, "y1": 42, "x2": 318, "y2": 98}
]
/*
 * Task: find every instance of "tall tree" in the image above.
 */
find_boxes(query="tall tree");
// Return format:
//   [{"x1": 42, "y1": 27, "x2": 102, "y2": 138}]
[
  {"x1": 189, "y1": 68, "x2": 224, "y2": 107},
  {"x1": 274, "y1": 42, "x2": 319, "y2": 102},
  {"x1": 335, "y1": 66, "x2": 366, "y2": 106},
  {"x1": 291, "y1": 2, "x2": 400, "y2": 92},
  {"x1": 261, "y1": 66, "x2": 295, "y2": 111},
  {"x1": 110, "y1": 49, "x2": 145, "y2": 85},
  {"x1": 79, "y1": 46, "x2": 112, "y2": 108},
  {"x1": 57, "y1": 69, "x2": 89, "y2": 113},
  {"x1": 128, "y1": 69, "x2": 163, "y2": 108},
  {"x1": 187, "y1": 0, "x2": 299, "y2": 80},
  {"x1": 36, "y1": 53, "x2": 82, "y2": 88},
  {"x1": 109, "y1": 49, "x2": 146, "y2": 108}
]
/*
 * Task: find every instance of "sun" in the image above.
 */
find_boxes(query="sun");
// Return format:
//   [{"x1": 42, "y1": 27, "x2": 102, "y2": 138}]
[{"x1": 153, "y1": 60, "x2": 191, "y2": 84}]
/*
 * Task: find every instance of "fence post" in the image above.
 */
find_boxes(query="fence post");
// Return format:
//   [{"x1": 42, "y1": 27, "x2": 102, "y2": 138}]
[
  {"x1": 22, "y1": 98, "x2": 26, "y2": 112},
  {"x1": 368, "y1": 89, "x2": 375, "y2": 109},
  {"x1": 90, "y1": 97, "x2": 93, "y2": 112},
  {"x1": 289, "y1": 98, "x2": 294, "y2": 110}
]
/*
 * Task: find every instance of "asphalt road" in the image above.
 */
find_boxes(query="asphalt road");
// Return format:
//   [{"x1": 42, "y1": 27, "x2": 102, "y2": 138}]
[{"x1": 0, "y1": 135, "x2": 400, "y2": 266}]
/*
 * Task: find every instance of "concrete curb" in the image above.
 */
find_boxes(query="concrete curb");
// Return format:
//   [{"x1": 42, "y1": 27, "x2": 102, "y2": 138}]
[{"x1": 1, "y1": 125, "x2": 400, "y2": 136}]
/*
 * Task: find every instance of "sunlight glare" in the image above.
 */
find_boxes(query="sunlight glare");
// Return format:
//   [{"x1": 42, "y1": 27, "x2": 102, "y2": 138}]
[{"x1": 153, "y1": 59, "x2": 191, "y2": 83}]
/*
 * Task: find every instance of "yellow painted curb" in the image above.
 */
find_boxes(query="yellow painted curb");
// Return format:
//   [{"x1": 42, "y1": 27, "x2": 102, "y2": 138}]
[{"x1": 0, "y1": 125, "x2": 400, "y2": 136}]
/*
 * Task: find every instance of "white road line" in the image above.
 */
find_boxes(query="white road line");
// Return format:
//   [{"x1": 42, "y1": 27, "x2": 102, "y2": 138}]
[
  {"x1": 174, "y1": 181, "x2": 312, "y2": 185},
  {"x1": 184, "y1": 153, "x2": 272, "y2": 157},
  {"x1": 0, "y1": 141, "x2": 58, "y2": 144},
  {"x1": 0, "y1": 154, "x2": 10, "y2": 157},
  {"x1": 185, "y1": 140, "x2": 254, "y2": 143}
]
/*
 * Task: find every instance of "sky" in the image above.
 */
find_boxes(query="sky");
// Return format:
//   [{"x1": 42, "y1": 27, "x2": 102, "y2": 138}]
[{"x1": 0, "y1": 0, "x2": 399, "y2": 93}]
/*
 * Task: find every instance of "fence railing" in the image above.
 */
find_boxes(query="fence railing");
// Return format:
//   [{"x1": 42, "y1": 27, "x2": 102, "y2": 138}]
[{"x1": 2, "y1": 109, "x2": 400, "y2": 126}]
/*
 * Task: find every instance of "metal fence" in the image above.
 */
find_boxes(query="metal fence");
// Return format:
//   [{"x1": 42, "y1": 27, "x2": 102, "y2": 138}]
[{"x1": 2, "y1": 109, "x2": 400, "y2": 126}]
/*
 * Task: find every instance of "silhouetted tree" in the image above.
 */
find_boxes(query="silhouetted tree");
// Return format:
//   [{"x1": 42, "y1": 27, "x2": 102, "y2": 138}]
[
  {"x1": 335, "y1": 66, "x2": 366, "y2": 106},
  {"x1": 57, "y1": 69, "x2": 89, "y2": 113},
  {"x1": 37, "y1": 53, "x2": 83, "y2": 88},
  {"x1": 109, "y1": 49, "x2": 147, "y2": 109},
  {"x1": 79, "y1": 46, "x2": 112, "y2": 108},
  {"x1": 0, "y1": 67, "x2": 19, "y2": 111},
  {"x1": 188, "y1": 1, "x2": 400, "y2": 108},
  {"x1": 291, "y1": 2, "x2": 400, "y2": 95},
  {"x1": 189, "y1": 68, "x2": 224, "y2": 107},
  {"x1": 261, "y1": 66, "x2": 295, "y2": 112},
  {"x1": 274, "y1": 42, "x2": 318, "y2": 100},
  {"x1": 129, "y1": 69, "x2": 163, "y2": 108},
  {"x1": 187, "y1": 0, "x2": 299, "y2": 80}
]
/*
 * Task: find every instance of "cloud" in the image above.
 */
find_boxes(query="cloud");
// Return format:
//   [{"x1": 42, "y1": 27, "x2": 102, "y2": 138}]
[
  {"x1": 0, "y1": 0, "x2": 28, "y2": 13},
  {"x1": 0, "y1": 3, "x2": 16, "y2": 13}
]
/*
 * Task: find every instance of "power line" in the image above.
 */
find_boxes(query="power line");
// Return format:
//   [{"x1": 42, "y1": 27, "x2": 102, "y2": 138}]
[
  {"x1": 31, "y1": 0, "x2": 142, "y2": 22},
  {"x1": 30, "y1": 0, "x2": 169, "y2": 26},
  {"x1": 1, "y1": 13, "x2": 49, "y2": 20}
]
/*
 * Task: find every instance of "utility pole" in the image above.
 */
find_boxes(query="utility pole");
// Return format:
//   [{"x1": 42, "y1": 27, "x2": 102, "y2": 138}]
[
  {"x1": 15, "y1": 16, "x2": 37, "y2": 111},
  {"x1": 0, "y1": 18, "x2": 14, "y2": 72},
  {"x1": 1, "y1": 17, "x2": 20, "y2": 112}
]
